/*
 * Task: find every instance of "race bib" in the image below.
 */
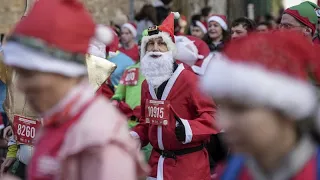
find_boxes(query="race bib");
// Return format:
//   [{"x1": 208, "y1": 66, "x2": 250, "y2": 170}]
[
  {"x1": 120, "y1": 68, "x2": 139, "y2": 85},
  {"x1": 145, "y1": 100, "x2": 170, "y2": 126},
  {"x1": 12, "y1": 115, "x2": 42, "y2": 145}
]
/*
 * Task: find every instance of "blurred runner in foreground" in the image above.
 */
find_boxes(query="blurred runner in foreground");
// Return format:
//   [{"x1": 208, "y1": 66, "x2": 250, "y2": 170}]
[
  {"x1": 2, "y1": 0, "x2": 148, "y2": 179},
  {"x1": 201, "y1": 31, "x2": 320, "y2": 180}
]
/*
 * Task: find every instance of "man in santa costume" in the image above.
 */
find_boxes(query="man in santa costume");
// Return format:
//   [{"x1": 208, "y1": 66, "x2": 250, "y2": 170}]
[
  {"x1": 175, "y1": 35, "x2": 213, "y2": 76},
  {"x1": 120, "y1": 22, "x2": 140, "y2": 62},
  {"x1": 130, "y1": 12, "x2": 218, "y2": 180},
  {"x1": 281, "y1": 1, "x2": 320, "y2": 44},
  {"x1": 201, "y1": 31, "x2": 320, "y2": 180},
  {"x1": 2, "y1": 0, "x2": 149, "y2": 179}
]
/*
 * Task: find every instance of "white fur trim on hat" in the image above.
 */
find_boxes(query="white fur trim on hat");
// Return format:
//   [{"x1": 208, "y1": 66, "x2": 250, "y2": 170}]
[
  {"x1": 200, "y1": 54, "x2": 318, "y2": 120},
  {"x1": 122, "y1": 23, "x2": 137, "y2": 37},
  {"x1": 172, "y1": 12, "x2": 180, "y2": 19},
  {"x1": 3, "y1": 42, "x2": 87, "y2": 77},
  {"x1": 95, "y1": 25, "x2": 114, "y2": 45},
  {"x1": 195, "y1": 21, "x2": 207, "y2": 33},
  {"x1": 207, "y1": 16, "x2": 228, "y2": 31},
  {"x1": 140, "y1": 32, "x2": 176, "y2": 59}
]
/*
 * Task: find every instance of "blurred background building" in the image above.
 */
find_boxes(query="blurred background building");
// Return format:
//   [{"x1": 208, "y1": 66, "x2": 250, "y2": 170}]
[{"x1": 0, "y1": 0, "x2": 319, "y2": 34}]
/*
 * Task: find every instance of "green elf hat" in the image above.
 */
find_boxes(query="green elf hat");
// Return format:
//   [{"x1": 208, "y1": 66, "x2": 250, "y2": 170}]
[{"x1": 284, "y1": 1, "x2": 320, "y2": 34}]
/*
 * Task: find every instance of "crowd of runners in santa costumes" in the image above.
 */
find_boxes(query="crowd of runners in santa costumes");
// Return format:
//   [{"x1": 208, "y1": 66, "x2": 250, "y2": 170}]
[{"x1": 1, "y1": 0, "x2": 320, "y2": 180}]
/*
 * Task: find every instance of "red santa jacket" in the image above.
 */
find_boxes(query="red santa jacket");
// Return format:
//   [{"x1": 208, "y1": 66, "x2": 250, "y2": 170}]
[{"x1": 131, "y1": 64, "x2": 218, "y2": 180}]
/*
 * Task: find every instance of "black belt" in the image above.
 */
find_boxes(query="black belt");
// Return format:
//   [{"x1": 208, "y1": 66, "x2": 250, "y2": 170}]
[{"x1": 155, "y1": 144, "x2": 204, "y2": 159}]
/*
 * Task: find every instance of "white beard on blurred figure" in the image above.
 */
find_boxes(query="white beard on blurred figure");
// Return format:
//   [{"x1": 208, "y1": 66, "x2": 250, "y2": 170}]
[{"x1": 140, "y1": 51, "x2": 174, "y2": 88}]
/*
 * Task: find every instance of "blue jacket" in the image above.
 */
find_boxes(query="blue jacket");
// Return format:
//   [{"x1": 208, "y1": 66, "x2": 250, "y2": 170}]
[{"x1": 109, "y1": 52, "x2": 135, "y2": 87}]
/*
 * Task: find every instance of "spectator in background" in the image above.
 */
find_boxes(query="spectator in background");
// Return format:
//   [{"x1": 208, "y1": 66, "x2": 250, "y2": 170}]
[
  {"x1": 280, "y1": 1, "x2": 320, "y2": 44},
  {"x1": 108, "y1": 34, "x2": 135, "y2": 88},
  {"x1": 135, "y1": 4, "x2": 158, "y2": 41},
  {"x1": 265, "y1": 13, "x2": 278, "y2": 29},
  {"x1": 256, "y1": 22, "x2": 271, "y2": 33},
  {"x1": 201, "y1": 7, "x2": 212, "y2": 28},
  {"x1": 203, "y1": 15, "x2": 229, "y2": 52},
  {"x1": 119, "y1": 23, "x2": 139, "y2": 62},
  {"x1": 231, "y1": 17, "x2": 256, "y2": 40},
  {"x1": 190, "y1": 20, "x2": 207, "y2": 39},
  {"x1": 153, "y1": 0, "x2": 172, "y2": 23}
]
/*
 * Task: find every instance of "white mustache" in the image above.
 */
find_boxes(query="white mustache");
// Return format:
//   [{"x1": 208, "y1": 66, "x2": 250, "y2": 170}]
[{"x1": 146, "y1": 51, "x2": 164, "y2": 57}]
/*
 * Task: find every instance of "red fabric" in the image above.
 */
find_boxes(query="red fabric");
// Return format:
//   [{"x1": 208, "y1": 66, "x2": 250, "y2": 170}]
[
  {"x1": 183, "y1": 35, "x2": 210, "y2": 66},
  {"x1": 224, "y1": 31, "x2": 315, "y2": 81},
  {"x1": 28, "y1": 96, "x2": 96, "y2": 180},
  {"x1": 284, "y1": 9, "x2": 316, "y2": 33},
  {"x1": 116, "y1": 102, "x2": 141, "y2": 119},
  {"x1": 106, "y1": 35, "x2": 120, "y2": 53},
  {"x1": 159, "y1": 13, "x2": 176, "y2": 42},
  {"x1": 14, "y1": 0, "x2": 95, "y2": 54},
  {"x1": 232, "y1": 155, "x2": 317, "y2": 180},
  {"x1": 119, "y1": 44, "x2": 139, "y2": 62},
  {"x1": 118, "y1": 101, "x2": 133, "y2": 118},
  {"x1": 132, "y1": 69, "x2": 218, "y2": 179},
  {"x1": 96, "y1": 82, "x2": 114, "y2": 99},
  {"x1": 208, "y1": 14, "x2": 228, "y2": 24}
]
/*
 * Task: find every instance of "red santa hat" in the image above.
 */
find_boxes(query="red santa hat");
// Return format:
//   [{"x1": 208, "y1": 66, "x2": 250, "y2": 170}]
[
  {"x1": 175, "y1": 35, "x2": 209, "y2": 66},
  {"x1": 122, "y1": 22, "x2": 137, "y2": 37},
  {"x1": 207, "y1": 14, "x2": 228, "y2": 31},
  {"x1": 140, "y1": 12, "x2": 180, "y2": 59},
  {"x1": 191, "y1": 21, "x2": 207, "y2": 33},
  {"x1": 3, "y1": 0, "x2": 114, "y2": 77},
  {"x1": 201, "y1": 31, "x2": 318, "y2": 120}
]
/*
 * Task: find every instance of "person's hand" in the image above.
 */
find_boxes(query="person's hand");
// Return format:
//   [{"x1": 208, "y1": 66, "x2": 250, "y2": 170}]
[
  {"x1": 3, "y1": 126, "x2": 12, "y2": 141},
  {"x1": 0, "y1": 157, "x2": 15, "y2": 176},
  {"x1": 175, "y1": 116, "x2": 185, "y2": 142}
]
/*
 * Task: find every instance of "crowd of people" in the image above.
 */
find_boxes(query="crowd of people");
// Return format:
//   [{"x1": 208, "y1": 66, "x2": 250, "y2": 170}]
[{"x1": 0, "y1": 0, "x2": 319, "y2": 179}]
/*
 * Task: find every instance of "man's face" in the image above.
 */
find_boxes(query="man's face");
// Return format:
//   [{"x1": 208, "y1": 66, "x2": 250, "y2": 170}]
[
  {"x1": 231, "y1": 24, "x2": 248, "y2": 40},
  {"x1": 14, "y1": 68, "x2": 76, "y2": 113},
  {"x1": 280, "y1": 14, "x2": 311, "y2": 38},
  {"x1": 146, "y1": 37, "x2": 169, "y2": 56},
  {"x1": 191, "y1": 26, "x2": 205, "y2": 39},
  {"x1": 217, "y1": 100, "x2": 294, "y2": 154},
  {"x1": 256, "y1": 24, "x2": 269, "y2": 33},
  {"x1": 121, "y1": 27, "x2": 134, "y2": 44}
]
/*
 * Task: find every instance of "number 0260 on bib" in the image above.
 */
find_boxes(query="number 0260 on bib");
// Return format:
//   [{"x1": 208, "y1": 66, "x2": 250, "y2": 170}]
[
  {"x1": 145, "y1": 99, "x2": 170, "y2": 126},
  {"x1": 13, "y1": 115, "x2": 41, "y2": 145}
]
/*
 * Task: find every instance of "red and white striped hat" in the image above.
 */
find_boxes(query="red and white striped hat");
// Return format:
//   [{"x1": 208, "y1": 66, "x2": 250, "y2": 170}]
[
  {"x1": 207, "y1": 14, "x2": 228, "y2": 31},
  {"x1": 3, "y1": 0, "x2": 114, "y2": 77},
  {"x1": 122, "y1": 22, "x2": 137, "y2": 37}
]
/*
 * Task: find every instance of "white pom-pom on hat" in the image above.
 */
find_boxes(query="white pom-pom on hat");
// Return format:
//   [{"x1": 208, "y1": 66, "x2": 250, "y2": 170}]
[
  {"x1": 95, "y1": 24, "x2": 114, "y2": 45},
  {"x1": 172, "y1": 12, "x2": 180, "y2": 19}
]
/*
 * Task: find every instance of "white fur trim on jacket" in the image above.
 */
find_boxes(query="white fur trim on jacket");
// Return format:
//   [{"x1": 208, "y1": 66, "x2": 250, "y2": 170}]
[
  {"x1": 140, "y1": 32, "x2": 176, "y2": 59},
  {"x1": 3, "y1": 42, "x2": 87, "y2": 77},
  {"x1": 207, "y1": 16, "x2": 228, "y2": 31},
  {"x1": 122, "y1": 23, "x2": 137, "y2": 37},
  {"x1": 200, "y1": 54, "x2": 318, "y2": 120}
]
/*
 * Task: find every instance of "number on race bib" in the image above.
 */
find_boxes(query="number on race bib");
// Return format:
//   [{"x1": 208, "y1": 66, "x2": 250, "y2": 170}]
[
  {"x1": 145, "y1": 100, "x2": 170, "y2": 126},
  {"x1": 13, "y1": 115, "x2": 41, "y2": 145}
]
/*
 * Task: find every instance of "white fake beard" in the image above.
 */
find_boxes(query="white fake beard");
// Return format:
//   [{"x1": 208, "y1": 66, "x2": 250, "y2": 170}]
[{"x1": 140, "y1": 51, "x2": 174, "y2": 88}]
